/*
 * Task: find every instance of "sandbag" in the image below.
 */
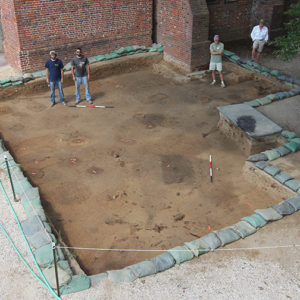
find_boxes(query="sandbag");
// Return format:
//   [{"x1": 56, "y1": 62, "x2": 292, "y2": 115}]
[
  {"x1": 23, "y1": 73, "x2": 33, "y2": 82},
  {"x1": 200, "y1": 233, "x2": 222, "y2": 251},
  {"x1": 107, "y1": 268, "x2": 137, "y2": 283},
  {"x1": 14, "y1": 178, "x2": 33, "y2": 193},
  {"x1": 95, "y1": 55, "x2": 106, "y2": 61},
  {"x1": 88, "y1": 56, "x2": 97, "y2": 64},
  {"x1": 184, "y1": 238, "x2": 210, "y2": 256},
  {"x1": 27, "y1": 231, "x2": 53, "y2": 249},
  {"x1": 1, "y1": 82, "x2": 12, "y2": 87},
  {"x1": 274, "y1": 172, "x2": 293, "y2": 184},
  {"x1": 60, "y1": 275, "x2": 90, "y2": 295},
  {"x1": 22, "y1": 198, "x2": 43, "y2": 215},
  {"x1": 281, "y1": 130, "x2": 298, "y2": 139},
  {"x1": 272, "y1": 201, "x2": 295, "y2": 215},
  {"x1": 244, "y1": 99, "x2": 261, "y2": 107},
  {"x1": 288, "y1": 138, "x2": 300, "y2": 144},
  {"x1": 0, "y1": 79, "x2": 11, "y2": 85},
  {"x1": 168, "y1": 245, "x2": 194, "y2": 264},
  {"x1": 254, "y1": 161, "x2": 269, "y2": 170},
  {"x1": 64, "y1": 62, "x2": 72, "y2": 71},
  {"x1": 30, "y1": 208, "x2": 47, "y2": 221},
  {"x1": 128, "y1": 260, "x2": 156, "y2": 278},
  {"x1": 265, "y1": 94, "x2": 278, "y2": 101},
  {"x1": 42, "y1": 265, "x2": 72, "y2": 288},
  {"x1": 34, "y1": 243, "x2": 57, "y2": 268},
  {"x1": 283, "y1": 142, "x2": 300, "y2": 152},
  {"x1": 10, "y1": 167, "x2": 26, "y2": 181},
  {"x1": 0, "y1": 151, "x2": 14, "y2": 164},
  {"x1": 262, "y1": 149, "x2": 280, "y2": 161},
  {"x1": 275, "y1": 146, "x2": 291, "y2": 157},
  {"x1": 149, "y1": 252, "x2": 175, "y2": 272},
  {"x1": 57, "y1": 260, "x2": 73, "y2": 277},
  {"x1": 247, "y1": 153, "x2": 268, "y2": 162},
  {"x1": 285, "y1": 196, "x2": 300, "y2": 211},
  {"x1": 284, "y1": 179, "x2": 300, "y2": 192},
  {"x1": 255, "y1": 208, "x2": 282, "y2": 221},
  {"x1": 256, "y1": 97, "x2": 272, "y2": 106},
  {"x1": 89, "y1": 273, "x2": 108, "y2": 285},
  {"x1": 12, "y1": 81, "x2": 23, "y2": 86},
  {"x1": 270, "y1": 70, "x2": 280, "y2": 77},
  {"x1": 223, "y1": 50, "x2": 235, "y2": 57},
  {"x1": 264, "y1": 165, "x2": 281, "y2": 176},
  {"x1": 19, "y1": 187, "x2": 40, "y2": 201},
  {"x1": 32, "y1": 70, "x2": 46, "y2": 78},
  {"x1": 231, "y1": 221, "x2": 257, "y2": 238},
  {"x1": 275, "y1": 92, "x2": 286, "y2": 100},
  {"x1": 241, "y1": 214, "x2": 267, "y2": 228},
  {"x1": 214, "y1": 228, "x2": 240, "y2": 246},
  {"x1": 104, "y1": 53, "x2": 120, "y2": 60},
  {"x1": 21, "y1": 215, "x2": 45, "y2": 236}
]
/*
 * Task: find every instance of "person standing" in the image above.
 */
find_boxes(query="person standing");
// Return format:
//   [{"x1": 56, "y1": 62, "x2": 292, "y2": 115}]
[
  {"x1": 251, "y1": 19, "x2": 269, "y2": 62},
  {"x1": 209, "y1": 35, "x2": 225, "y2": 88},
  {"x1": 71, "y1": 48, "x2": 92, "y2": 104},
  {"x1": 45, "y1": 51, "x2": 65, "y2": 107}
]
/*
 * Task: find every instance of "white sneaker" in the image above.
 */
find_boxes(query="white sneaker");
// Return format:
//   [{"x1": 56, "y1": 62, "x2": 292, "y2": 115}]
[
  {"x1": 210, "y1": 80, "x2": 216, "y2": 86},
  {"x1": 221, "y1": 82, "x2": 226, "y2": 88}
]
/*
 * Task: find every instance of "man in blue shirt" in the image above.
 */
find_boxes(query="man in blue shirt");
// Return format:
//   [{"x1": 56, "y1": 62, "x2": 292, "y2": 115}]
[{"x1": 45, "y1": 51, "x2": 65, "y2": 107}]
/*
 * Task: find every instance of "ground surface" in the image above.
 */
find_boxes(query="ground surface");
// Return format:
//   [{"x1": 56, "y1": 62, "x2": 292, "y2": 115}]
[
  {"x1": 0, "y1": 61, "x2": 287, "y2": 274},
  {"x1": 1, "y1": 174, "x2": 299, "y2": 300}
]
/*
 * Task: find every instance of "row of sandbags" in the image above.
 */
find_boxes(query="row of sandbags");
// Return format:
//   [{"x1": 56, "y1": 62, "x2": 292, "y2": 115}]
[
  {"x1": 0, "y1": 144, "x2": 90, "y2": 295},
  {"x1": 247, "y1": 130, "x2": 300, "y2": 162},
  {"x1": 223, "y1": 50, "x2": 300, "y2": 86},
  {"x1": 96, "y1": 194, "x2": 300, "y2": 283},
  {"x1": 0, "y1": 44, "x2": 164, "y2": 88}
]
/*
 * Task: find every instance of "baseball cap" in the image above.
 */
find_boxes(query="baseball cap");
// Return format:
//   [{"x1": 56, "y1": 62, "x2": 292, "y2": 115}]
[
  {"x1": 214, "y1": 35, "x2": 220, "y2": 40},
  {"x1": 49, "y1": 50, "x2": 57, "y2": 56}
]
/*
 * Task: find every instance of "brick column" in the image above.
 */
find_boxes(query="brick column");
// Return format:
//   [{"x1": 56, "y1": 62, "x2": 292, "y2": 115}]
[{"x1": 157, "y1": 0, "x2": 210, "y2": 73}]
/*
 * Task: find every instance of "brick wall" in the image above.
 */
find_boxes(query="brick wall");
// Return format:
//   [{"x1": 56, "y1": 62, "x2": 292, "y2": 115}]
[
  {"x1": 157, "y1": 0, "x2": 210, "y2": 72},
  {"x1": 1, "y1": 0, "x2": 153, "y2": 72},
  {"x1": 207, "y1": 0, "x2": 253, "y2": 42}
]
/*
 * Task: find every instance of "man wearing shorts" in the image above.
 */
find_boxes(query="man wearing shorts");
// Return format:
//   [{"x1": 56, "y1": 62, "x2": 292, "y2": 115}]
[
  {"x1": 251, "y1": 19, "x2": 269, "y2": 62},
  {"x1": 209, "y1": 35, "x2": 225, "y2": 88}
]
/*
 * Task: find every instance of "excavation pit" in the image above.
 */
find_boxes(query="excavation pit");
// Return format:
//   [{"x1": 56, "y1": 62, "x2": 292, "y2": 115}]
[{"x1": 0, "y1": 57, "x2": 290, "y2": 275}]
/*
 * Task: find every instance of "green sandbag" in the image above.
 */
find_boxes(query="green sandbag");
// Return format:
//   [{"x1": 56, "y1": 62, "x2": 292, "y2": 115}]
[
  {"x1": 256, "y1": 97, "x2": 272, "y2": 105},
  {"x1": 95, "y1": 55, "x2": 106, "y2": 61},
  {"x1": 262, "y1": 149, "x2": 280, "y2": 161},
  {"x1": 283, "y1": 142, "x2": 300, "y2": 152},
  {"x1": 244, "y1": 99, "x2": 261, "y2": 107},
  {"x1": 107, "y1": 268, "x2": 137, "y2": 283},
  {"x1": 42, "y1": 265, "x2": 72, "y2": 288},
  {"x1": 200, "y1": 232, "x2": 222, "y2": 250},
  {"x1": 1, "y1": 82, "x2": 12, "y2": 87},
  {"x1": 128, "y1": 260, "x2": 156, "y2": 278},
  {"x1": 281, "y1": 130, "x2": 298, "y2": 139},
  {"x1": 255, "y1": 208, "x2": 282, "y2": 221},
  {"x1": 22, "y1": 197, "x2": 42, "y2": 214},
  {"x1": 28, "y1": 231, "x2": 54, "y2": 249},
  {"x1": 265, "y1": 94, "x2": 278, "y2": 101},
  {"x1": 0, "y1": 79, "x2": 11, "y2": 84},
  {"x1": 288, "y1": 138, "x2": 300, "y2": 144},
  {"x1": 14, "y1": 178, "x2": 33, "y2": 193},
  {"x1": 230, "y1": 55, "x2": 240, "y2": 62},
  {"x1": 124, "y1": 46, "x2": 134, "y2": 52},
  {"x1": 214, "y1": 228, "x2": 240, "y2": 246},
  {"x1": 34, "y1": 243, "x2": 57, "y2": 268},
  {"x1": 149, "y1": 252, "x2": 175, "y2": 272},
  {"x1": 260, "y1": 66, "x2": 271, "y2": 73},
  {"x1": 241, "y1": 214, "x2": 267, "y2": 228},
  {"x1": 223, "y1": 50, "x2": 235, "y2": 57},
  {"x1": 184, "y1": 238, "x2": 210, "y2": 256},
  {"x1": 104, "y1": 53, "x2": 119, "y2": 60},
  {"x1": 264, "y1": 165, "x2": 281, "y2": 176},
  {"x1": 231, "y1": 221, "x2": 256, "y2": 238},
  {"x1": 168, "y1": 245, "x2": 194, "y2": 264},
  {"x1": 12, "y1": 81, "x2": 23, "y2": 86},
  {"x1": 285, "y1": 195, "x2": 300, "y2": 211},
  {"x1": 270, "y1": 70, "x2": 280, "y2": 77},
  {"x1": 60, "y1": 275, "x2": 90, "y2": 295}
]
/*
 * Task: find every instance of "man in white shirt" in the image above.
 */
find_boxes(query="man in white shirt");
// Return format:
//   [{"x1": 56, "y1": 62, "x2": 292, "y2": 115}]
[{"x1": 251, "y1": 19, "x2": 269, "y2": 62}]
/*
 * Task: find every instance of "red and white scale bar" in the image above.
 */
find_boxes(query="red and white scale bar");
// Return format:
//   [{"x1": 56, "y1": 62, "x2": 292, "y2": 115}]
[{"x1": 209, "y1": 155, "x2": 213, "y2": 183}]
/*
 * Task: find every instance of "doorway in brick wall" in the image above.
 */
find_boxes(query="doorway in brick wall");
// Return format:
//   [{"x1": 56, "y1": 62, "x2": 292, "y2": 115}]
[{"x1": 152, "y1": 0, "x2": 157, "y2": 43}]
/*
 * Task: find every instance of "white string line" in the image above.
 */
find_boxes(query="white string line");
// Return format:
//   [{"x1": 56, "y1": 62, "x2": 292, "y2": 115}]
[
  {"x1": 6, "y1": 159, "x2": 52, "y2": 243},
  {"x1": 55, "y1": 244, "x2": 300, "y2": 252}
]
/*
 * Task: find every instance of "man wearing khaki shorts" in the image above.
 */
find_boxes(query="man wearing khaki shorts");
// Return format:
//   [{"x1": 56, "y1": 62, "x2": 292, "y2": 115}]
[
  {"x1": 209, "y1": 35, "x2": 225, "y2": 88},
  {"x1": 251, "y1": 19, "x2": 269, "y2": 62}
]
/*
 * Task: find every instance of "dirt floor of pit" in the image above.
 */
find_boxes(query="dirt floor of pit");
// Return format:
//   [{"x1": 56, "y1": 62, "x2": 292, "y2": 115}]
[{"x1": 0, "y1": 62, "x2": 289, "y2": 274}]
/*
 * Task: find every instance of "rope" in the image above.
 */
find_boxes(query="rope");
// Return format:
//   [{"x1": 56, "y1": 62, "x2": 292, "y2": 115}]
[
  {"x1": 56, "y1": 244, "x2": 300, "y2": 252},
  {"x1": 0, "y1": 180, "x2": 61, "y2": 300}
]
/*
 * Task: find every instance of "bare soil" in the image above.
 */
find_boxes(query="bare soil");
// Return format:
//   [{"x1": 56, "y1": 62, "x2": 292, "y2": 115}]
[{"x1": 0, "y1": 61, "x2": 287, "y2": 274}]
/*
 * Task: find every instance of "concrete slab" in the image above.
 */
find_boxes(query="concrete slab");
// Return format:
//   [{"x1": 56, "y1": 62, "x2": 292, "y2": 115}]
[
  {"x1": 218, "y1": 104, "x2": 282, "y2": 137},
  {"x1": 258, "y1": 96, "x2": 300, "y2": 137}
]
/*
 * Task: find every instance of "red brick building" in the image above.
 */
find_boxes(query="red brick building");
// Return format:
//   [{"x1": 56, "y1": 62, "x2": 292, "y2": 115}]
[{"x1": 0, "y1": 0, "x2": 296, "y2": 73}]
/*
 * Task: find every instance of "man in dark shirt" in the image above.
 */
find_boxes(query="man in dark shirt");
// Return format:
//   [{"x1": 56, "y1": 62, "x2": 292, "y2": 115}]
[
  {"x1": 71, "y1": 48, "x2": 92, "y2": 104},
  {"x1": 45, "y1": 51, "x2": 65, "y2": 107}
]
